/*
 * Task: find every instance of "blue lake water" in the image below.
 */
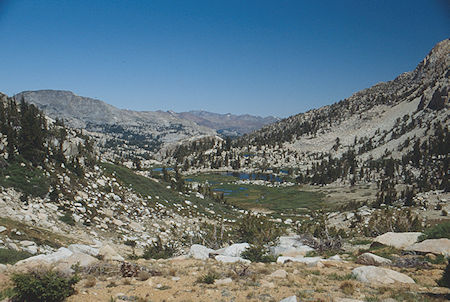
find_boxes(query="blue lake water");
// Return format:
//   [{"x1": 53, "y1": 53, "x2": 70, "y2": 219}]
[
  {"x1": 152, "y1": 167, "x2": 174, "y2": 172},
  {"x1": 223, "y1": 172, "x2": 283, "y2": 182}
]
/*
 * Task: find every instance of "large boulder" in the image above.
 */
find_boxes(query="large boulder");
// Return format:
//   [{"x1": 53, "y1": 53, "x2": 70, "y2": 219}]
[
  {"x1": 16, "y1": 247, "x2": 73, "y2": 265},
  {"x1": 405, "y1": 238, "x2": 450, "y2": 256},
  {"x1": 54, "y1": 252, "x2": 99, "y2": 275},
  {"x1": 189, "y1": 244, "x2": 216, "y2": 260},
  {"x1": 215, "y1": 255, "x2": 251, "y2": 264},
  {"x1": 68, "y1": 244, "x2": 100, "y2": 257},
  {"x1": 220, "y1": 243, "x2": 250, "y2": 257},
  {"x1": 270, "y1": 236, "x2": 314, "y2": 257},
  {"x1": 277, "y1": 256, "x2": 323, "y2": 267},
  {"x1": 352, "y1": 266, "x2": 415, "y2": 284},
  {"x1": 356, "y1": 253, "x2": 392, "y2": 266},
  {"x1": 98, "y1": 245, "x2": 124, "y2": 261},
  {"x1": 373, "y1": 232, "x2": 422, "y2": 249}
]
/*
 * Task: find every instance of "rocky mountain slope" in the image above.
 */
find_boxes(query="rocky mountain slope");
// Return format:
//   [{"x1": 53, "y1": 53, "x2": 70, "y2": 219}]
[
  {"x1": 176, "y1": 110, "x2": 279, "y2": 136},
  {"x1": 172, "y1": 40, "x2": 449, "y2": 192},
  {"x1": 0, "y1": 93, "x2": 247, "y2": 258},
  {"x1": 239, "y1": 39, "x2": 449, "y2": 159},
  {"x1": 14, "y1": 90, "x2": 278, "y2": 163}
]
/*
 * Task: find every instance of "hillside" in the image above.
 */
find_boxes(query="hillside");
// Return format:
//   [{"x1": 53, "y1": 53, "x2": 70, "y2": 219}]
[
  {"x1": 15, "y1": 90, "x2": 278, "y2": 166},
  {"x1": 176, "y1": 110, "x2": 279, "y2": 136},
  {"x1": 171, "y1": 40, "x2": 449, "y2": 191}
]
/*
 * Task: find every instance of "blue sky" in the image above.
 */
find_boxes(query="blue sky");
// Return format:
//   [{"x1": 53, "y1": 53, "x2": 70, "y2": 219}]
[{"x1": 0, "y1": 1, "x2": 448, "y2": 117}]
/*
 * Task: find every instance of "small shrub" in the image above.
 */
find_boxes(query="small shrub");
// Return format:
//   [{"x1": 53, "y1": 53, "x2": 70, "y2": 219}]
[
  {"x1": 106, "y1": 281, "x2": 117, "y2": 288},
  {"x1": 425, "y1": 254, "x2": 446, "y2": 265},
  {"x1": 0, "y1": 288, "x2": 15, "y2": 300},
  {"x1": 350, "y1": 238, "x2": 372, "y2": 246},
  {"x1": 235, "y1": 213, "x2": 284, "y2": 245},
  {"x1": 0, "y1": 248, "x2": 32, "y2": 264},
  {"x1": 11, "y1": 270, "x2": 79, "y2": 302},
  {"x1": 137, "y1": 271, "x2": 150, "y2": 281},
  {"x1": 442, "y1": 210, "x2": 448, "y2": 216},
  {"x1": 196, "y1": 272, "x2": 219, "y2": 284},
  {"x1": 340, "y1": 281, "x2": 354, "y2": 295},
  {"x1": 241, "y1": 245, "x2": 276, "y2": 263},
  {"x1": 84, "y1": 276, "x2": 96, "y2": 288},
  {"x1": 143, "y1": 237, "x2": 175, "y2": 260},
  {"x1": 328, "y1": 273, "x2": 355, "y2": 281},
  {"x1": 419, "y1": 221, "x2": 450, "y2": 241},
  {"x1": 438, "y1": 261, "x2": 450, "y2": 288},
  {"x1": 59, "y1": 212, "x2": 75, "y2": 226}
]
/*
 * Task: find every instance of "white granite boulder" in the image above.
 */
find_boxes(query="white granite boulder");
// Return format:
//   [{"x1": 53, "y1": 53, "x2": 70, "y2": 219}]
[
  {"x1": 405, "y1": 238, "x2": 450, "y2": 256},
  {"x1": 215, "y1": 255, "x2": 251, "y2": 264},
  {"x1": 189, "y1": 244, "x2": 216, "y2": 260},
  {"x1": 356, "y1": 253, "x2": 392, "y2": 266},
  {"x1": 373, "y1": 232, "x2": 422, "y2": 249},
  {"x1": 352, "y1": 266, "x2": 415, "y2": 284},
  {"x1": 270, "y1": 235, "x2": 314, "y2": 257},
  {"x1": 220, "y1": 243, "x2": 250, "y2": 257},
  {"x1": 68, "y1": 244, "x2": 100, "y2": 257}
]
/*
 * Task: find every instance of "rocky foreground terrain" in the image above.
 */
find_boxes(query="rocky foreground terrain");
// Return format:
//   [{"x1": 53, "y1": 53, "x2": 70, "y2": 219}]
[{"x1": 0, "y1": 228, "x2": 449, "y2": 302}]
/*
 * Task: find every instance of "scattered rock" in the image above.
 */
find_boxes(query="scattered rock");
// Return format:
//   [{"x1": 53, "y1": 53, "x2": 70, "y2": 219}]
[
  {"x1": 373, "y1": 232, "x2": 422, "y2": 249},
  {"x1": 22, "y1": 245, "x2": 38, "y2": 255},
  {"x1": 214, "y1": 278, "x2": 232, "y2": 285},
  {"x1": 270, "y1": 269, "x2": 288, "y2": 278},
  {"x1": 270, "y1": 235, "x2": 314, "y2": 257},
  {"x1": 334, "y1": 298, "x2": 364, "y2": 302},
  {"x1": 279, "y1": 295, "x2": 298, "y2": 302},
  {"x1": 0, "y1": 226, "x2": 6, "y2": 233},
  {"x1": 405, "y1": 238, "x2": 450, "y2": 256},
  {"x1": 356, "y1": 253, "x2": 392, "y2": 266},
  {"x1": 0, "y1": 264, "x2": 7, "y2": 273},
  {"x1": 352, "y1": 266, "x2": 415, "y2": 284},
  {"x1": 260, "y1": 280, "x2": 275, "y2": 288}
]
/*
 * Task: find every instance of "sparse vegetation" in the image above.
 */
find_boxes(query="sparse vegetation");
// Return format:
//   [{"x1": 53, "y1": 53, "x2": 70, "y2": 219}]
[
  {"x1": 0, "y1": 248, "x2": 32, "y2": 264},
  {"x1": 142, "y1": 236, "x2": 175, "y2": 260},
  {"x1": 241, "y1": 244, "x2": 276, "y2": 263},
  {"x1": 235, "y1": 213, "x2": 283, "y2": 245},
  {"x1": 438, "y1": 261, "x2": 450, "y2": 288},
  {"x1": 11, "y1": 270, "x2": 79, "y2": 302},
  {"x1": 419, "y1": 221, "x2": 450, "y2": 241},
  {"x1": 59, "y1": 212, "x2": 75, "y2": 226},
  {"x1": 196, "y1": 271, "x2": 219, "y2": 284}
]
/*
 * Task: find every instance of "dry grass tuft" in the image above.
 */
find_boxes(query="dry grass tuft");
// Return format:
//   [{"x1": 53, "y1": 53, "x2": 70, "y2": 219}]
[{"x1": 339, "y1": 281, "x2": 354, "y2": 295}]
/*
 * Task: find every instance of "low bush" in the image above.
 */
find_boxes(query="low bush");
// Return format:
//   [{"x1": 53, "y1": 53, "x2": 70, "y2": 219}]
[
  {"x1": 364, "y1": 209, "x2": 422, "y2": 237},
  {"x1": 0, "y1": 248, "x2": 32, "y2": 264},
  {"x1": 438, "y1": 261, "x2": 450, "y2": 288},
  {"x1": 142, "y1": 237, "x2": 175, "y2": 259},
  {"x1": 241, "y1": 245, "x2": 276, "y2": 263},
  {"x1": 11, "y1": 270, "x2": 79, "y2": 302},
  {"x1": 235, "y1": 213, "x2": 283, "y2": 245},
  {"x1": 419, "y1": 221, "x2": 450, "y2": 241},
  {"x1": 196, "y1": 272, "x2": 219, "y2": 284},
  {"x1": 59, "y1": 212, "x2": 75, "y2": 226}
]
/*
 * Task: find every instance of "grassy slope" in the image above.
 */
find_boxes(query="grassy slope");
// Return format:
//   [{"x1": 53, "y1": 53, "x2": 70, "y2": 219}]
[
  {"x1": 100, "y1": 163, "x2": 238, "y2": 220},
  {"x1": 186, "y1": 173, "x2": 325, "y2": 217}
]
